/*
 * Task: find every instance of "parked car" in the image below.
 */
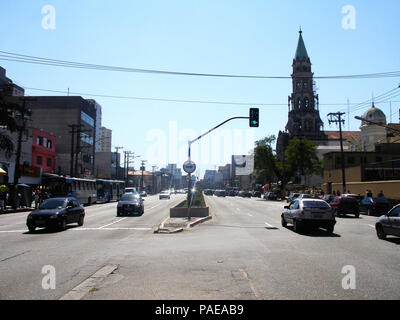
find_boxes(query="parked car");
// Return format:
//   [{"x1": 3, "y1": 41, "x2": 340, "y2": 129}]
[
  {"x1": 214, "y1": 190, "x2": 226, "y2": 197},
  {"x1": 286, "y1": 193, "x2": 300, "y2": 203},
  {"x1": 117, "y1": 192, "x2": 144, "y2": 216},
  {"x1": 375, "y1": 204, "x2": 400, "y2": 240},
  {"x1": 124, "y1": 187, "x2": 137, "y2": 194},
  {"x1": 281, "y1": 199, "x2": 336, "y2": 234},
  {"x1": 239, "y1": 191, "x2": 252, "y2": 198},
  {"x1": 159, "y1": 190, "x2": 171, "y2": 200},
  {"x1": 265, "y1": 191, "x2": 278, "y2": 201},
  {"x1": 321, "y1": 194, "x2": 336, "y2": 203},
  {"x1": 26, "y1": 197, "x2": 85, "y2": 232},
  {"x1": 297, "y1": 194, "x2": 313, "y2": 200},
  {"x1": 329, "y1": 196, "x2": 360, "y2": 218},
  {"x1": 359, "y1": 197, "x2": 391, "y2": 216},
  {"x1": 140, "y1": 191, "x2": 147, "y2": 197},
  {"x1": 203, "y1": 189, "x2": 214, "y2": 196},
  {"x1": 252, "y1": 190, "x2": 262, "y2": 198},
  {"x1": 341, "y1": 194, "x2": 363, "y2": 203}
]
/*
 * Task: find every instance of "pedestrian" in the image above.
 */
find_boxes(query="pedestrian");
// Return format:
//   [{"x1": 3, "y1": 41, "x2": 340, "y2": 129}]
[
  {"x1": 34, "y1": 188, "x2": 40, "y2": 209},
  {"x1": 366, "y1": 189, "x2": 373, "y2": 198},
  {"x1": 336, "y1": 190, "x2": 341, "y2": 196},
  {"x1": 377, "y1": 190, "x2": 384, "y2": 198}
]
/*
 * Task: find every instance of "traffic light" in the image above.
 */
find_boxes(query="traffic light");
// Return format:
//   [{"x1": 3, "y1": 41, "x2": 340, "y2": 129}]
[{"x1": 249, "y1": 108, "x2": 259, "y2": 127}]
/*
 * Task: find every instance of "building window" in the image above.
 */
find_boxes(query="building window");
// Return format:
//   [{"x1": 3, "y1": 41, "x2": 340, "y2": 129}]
[
  {"x1": 46, "y1": 158, "x2": 52, "y2": 167},
  {"x1": 36, "y1": 156, "x2": 43, "y2": 165},
  {"x1": 47, "y1": 140, "x2": 52, "y2": 149},
  {"x1": 37, "y1": 136, "x2": 43, "y2": 146}
]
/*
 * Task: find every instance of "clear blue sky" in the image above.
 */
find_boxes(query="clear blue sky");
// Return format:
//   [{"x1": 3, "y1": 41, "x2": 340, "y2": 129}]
[{"x1": 1, "y1": 0, "x2": 399, "y2": 177}]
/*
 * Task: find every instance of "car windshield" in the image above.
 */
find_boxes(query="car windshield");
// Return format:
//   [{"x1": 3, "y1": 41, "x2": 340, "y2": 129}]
[
  {"x1": 39, "y1": 199, "x2": 66, "y2": 209},
  {"x1": 120, "y1": 193, "x2": 140, "y2": 201},
  {"x1": 303, "y1": 201, "x2": 330, "y2": 208}
]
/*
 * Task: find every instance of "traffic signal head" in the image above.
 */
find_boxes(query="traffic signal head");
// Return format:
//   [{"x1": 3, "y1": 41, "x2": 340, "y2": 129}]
[{"x1": 249, "y1": 108, "x2": 259, "y2": 127}]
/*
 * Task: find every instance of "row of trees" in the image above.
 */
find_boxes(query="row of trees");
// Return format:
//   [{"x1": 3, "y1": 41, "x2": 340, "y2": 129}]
[{"x1": 253, "y1": 135, "x2": 322, "y2": 192}]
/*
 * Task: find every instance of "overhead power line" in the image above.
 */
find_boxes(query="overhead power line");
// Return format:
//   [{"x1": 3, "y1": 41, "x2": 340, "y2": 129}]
[
  {"x1": 1, "y1": 50, "x2": 400, "y2": 80},
  {"x1": 23, "y1": 86, "x2": 400, "y2": 107}
]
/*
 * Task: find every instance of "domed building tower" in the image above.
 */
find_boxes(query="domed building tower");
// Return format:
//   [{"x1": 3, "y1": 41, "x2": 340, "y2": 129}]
[{"x1": 360, "y1": 103, "x2": 387, "y2": 151}]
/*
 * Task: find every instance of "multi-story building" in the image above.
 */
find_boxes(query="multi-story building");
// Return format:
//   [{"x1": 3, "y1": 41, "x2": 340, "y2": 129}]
[
  {"x1": 87, "y1": 99, "x2": 102, "y2": 152},
  {"x1": 17, "y1": 96, "x2": 97, "y2": 178},
  {"x1": 100, "y1": 127, "x2": 112, "y2": 152},
  {"x1": 32, "y1": 128, "x2": 56, "y2": 174}
]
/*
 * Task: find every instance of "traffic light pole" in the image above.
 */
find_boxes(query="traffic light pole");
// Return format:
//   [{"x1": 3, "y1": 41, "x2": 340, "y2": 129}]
[{"x1": 186, "y1": 115, "x2": 252, "y2": 220}]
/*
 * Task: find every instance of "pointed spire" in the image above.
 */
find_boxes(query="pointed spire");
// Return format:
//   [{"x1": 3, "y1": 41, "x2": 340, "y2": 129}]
[{"x1": 295, "y1": 29, "x2": 309, "y2": 61}]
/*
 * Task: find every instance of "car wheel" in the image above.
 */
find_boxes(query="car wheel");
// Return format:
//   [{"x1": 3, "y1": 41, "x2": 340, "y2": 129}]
[
  {"x1": 281, "y1": 216, "x2": 287, "y2": 228},
  {"x1": 59, "y1": 219, "x2": 67, "y2": 231},
  {"x1": 78, "y1": 215, "x2": 84, "y2": 226},
  {"x1": 326, "y1": 225, "x2": 334, "y2": 234},
  {"x1": 355, "y1": 212, "x2": 360, "y2": 218},
  {"x1": 293, "y1": 220, "x2": 301, "y2": 233},
  {"x1": 376, "y1": 225, "x2": 386, "y2": 240},
  {"x1": 28, "y1": 225, "x2": 36, "y2": 233}
]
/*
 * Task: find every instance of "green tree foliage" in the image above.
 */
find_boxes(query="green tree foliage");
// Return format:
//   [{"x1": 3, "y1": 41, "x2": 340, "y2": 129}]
[
  {"x1": 285, "y1": 139, "x2": 321, "y2": 180},
  {"x1": 0, "y1": 94, "x2": 20, "y2": 159}
]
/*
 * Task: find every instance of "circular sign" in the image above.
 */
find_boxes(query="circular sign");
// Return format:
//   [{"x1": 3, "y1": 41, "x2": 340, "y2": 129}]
[{"x1": 183, "y1": 160, "x2": 196, "y2": 174}]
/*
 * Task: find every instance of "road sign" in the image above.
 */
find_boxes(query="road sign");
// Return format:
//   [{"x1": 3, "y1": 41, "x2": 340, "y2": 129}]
[{"x1": 183, "y1": 160, "x2": 196, "y2": 174}]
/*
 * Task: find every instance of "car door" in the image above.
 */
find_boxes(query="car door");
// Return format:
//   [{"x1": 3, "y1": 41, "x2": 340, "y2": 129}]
[
  {"x1": 66, "y1": 200, "x2": 75, "y2": 223},
  {"x1": 73, "y1": 199, "x2": 82, "y2": 222},
  {"x1": 387, "y1": 206, "x2": 400, "y2": 236},
  {"x1": 286, "y1": 200, "x2": 299, "y2": 223}
]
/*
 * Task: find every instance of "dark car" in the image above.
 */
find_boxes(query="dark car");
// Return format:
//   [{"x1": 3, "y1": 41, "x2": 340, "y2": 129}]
[
  {"x1": 375, "y1": 204, "x2": 400, "y2": 240},
  {"x1": 252, "y1": 191, "x2": 262, "y2": 198},
  {"x1": 286, "y1": 193, "x2": 300, "y2": 203},
  {"x1": 215, "y1": 190, "x2": 226, "y2": 197},
  {"x1": 321, "y1": 194, "x2": 336, "y2": 204},
  {"x1": 329, "y1": 196, "x2": 360, "y2": 218},
  {"x1": 238, "y1": 191, "x2": 251, "y2": 198},
  {"x1": 359, "y1": 197, "x2": 391, "y2": 216},
  {"x1": 26, "y1": 197, "x2": 85, "y2": 232},
  {"x1": 117, "y1": 192, "x2": 144, "y2": 216},
  {"x1": 203, "y1": 189, "x2": 213, "y2": 196},
  {"x1": 265, "y1": 191, "x2": 277, "y2": 201}
]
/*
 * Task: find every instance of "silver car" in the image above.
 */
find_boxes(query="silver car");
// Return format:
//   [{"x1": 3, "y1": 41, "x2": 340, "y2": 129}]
[
  {"x1": 375, "y1": 204, "x2": 400, "y2": 240},
  {"x1": 282, "y1": 199, "x2": 336, "y2": 234}
]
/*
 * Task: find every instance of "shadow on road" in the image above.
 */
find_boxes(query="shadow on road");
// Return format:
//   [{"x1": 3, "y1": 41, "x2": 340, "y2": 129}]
[
  {"x1": 286, "y1": 226, "x2": 341, "y2": 238},
  {"x1": 23, "y1": 225, "x2": 79, "y2": 235}
]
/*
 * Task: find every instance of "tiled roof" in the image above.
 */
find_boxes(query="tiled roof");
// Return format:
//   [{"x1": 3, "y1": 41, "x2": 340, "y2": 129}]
[
  {"x1": 324, "y1": 131, "x2": 361, "y2": 141},
  {"x1": 387, "y1": 123, "x2": 400, "y2": 137}
]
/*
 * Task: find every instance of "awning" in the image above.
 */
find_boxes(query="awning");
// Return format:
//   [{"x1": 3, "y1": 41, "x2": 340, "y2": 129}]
[{"x1": 0, "y1": 168, "x2": 7, "y2": 175}]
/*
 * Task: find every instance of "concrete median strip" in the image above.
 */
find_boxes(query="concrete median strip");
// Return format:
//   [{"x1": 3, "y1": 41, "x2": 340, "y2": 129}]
[{"x1": 59, "y1": 264, "x2": 118, "y2": 300}]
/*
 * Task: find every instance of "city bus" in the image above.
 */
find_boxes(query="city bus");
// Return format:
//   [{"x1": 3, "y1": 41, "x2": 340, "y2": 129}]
[
  {"x1": 96, "y1": 179, "x2": 125, "y2": 203},
  {"x1": 41, "y1": 174, "x2": 97, "y2": 206}
]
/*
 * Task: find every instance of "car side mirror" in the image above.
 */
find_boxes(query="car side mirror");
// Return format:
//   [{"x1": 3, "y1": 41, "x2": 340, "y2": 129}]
[
  {"x1": 66, "y1": 205, "x2": 73, "y2": 210},
  {"x1": 284, "y1": 206, "x2": 289, "y2": 209}
]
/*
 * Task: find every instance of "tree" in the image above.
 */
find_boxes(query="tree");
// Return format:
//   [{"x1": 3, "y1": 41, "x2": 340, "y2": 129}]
[
  {"x1": 254, "y1": 135, "x2": 277, "y2": 184},
  {"x1": 0, "y1": 94, "x2": 20, "y2": 158},
  {"x1": 285, "y1": 139, "x2": 320, "y2": 186}
]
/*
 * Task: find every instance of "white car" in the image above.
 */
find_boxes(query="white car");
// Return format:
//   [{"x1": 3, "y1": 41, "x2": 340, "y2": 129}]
[
  {"x1": 281, "y1": 199, "x2": 336, "y2": 234},
  {"x1": 124, "y1": 187, "x2": 137, "y2": 193},
  {"x1": 159, "y1": 191, "x2": 171, "y2": 200}
]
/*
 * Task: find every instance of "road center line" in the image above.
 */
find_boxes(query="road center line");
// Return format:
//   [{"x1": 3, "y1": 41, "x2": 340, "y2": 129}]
[{"x1": 98, "y1": 218, "x2": 127, "y2": 229}]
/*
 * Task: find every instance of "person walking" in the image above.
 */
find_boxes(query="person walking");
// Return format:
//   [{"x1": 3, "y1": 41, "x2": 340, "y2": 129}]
[{"x1": 377, "y1": 190, "x2": 384, "y2": 198}]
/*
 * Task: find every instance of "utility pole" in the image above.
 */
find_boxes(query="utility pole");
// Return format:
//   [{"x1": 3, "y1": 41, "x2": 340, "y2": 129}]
[
  {"x1": 123, "y1": 152, "x2": 139, "y2": 185},
  {"x1": 140, "y1": 160, "x2": 147, "y2": 192},
  {"x1": 152, "y1": 165, "x2": 158, "y2": 194},
  {"x1": 114, "y1": 146, "x2": 124, "y2": 180},
  {"x1": 328, "y1": 112, "x2": 346, "y2": 194},
  {"x1": 12, "y1": 97, "x2": 35, "y2": 209}
]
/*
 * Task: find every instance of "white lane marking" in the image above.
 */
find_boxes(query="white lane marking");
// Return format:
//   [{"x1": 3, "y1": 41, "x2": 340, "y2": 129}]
[
  {"x1": 0, "y1": 230, "x2": 26, "y2": 233},
  {"x1": 368, "y1": 224, "x2": 375, "y2": 228},
  {"x1": 72, "y1": 227, "x2": 152, "y2": 231},
  {"x1": 265, "y1": 222, "x2": 276, "y2": 228},
  {"x1": 247, "y1": 213, "x2": 253, "y2": 217},
  {"x1": 98, "y1": 218, "x2": 127, "y2": 229}
]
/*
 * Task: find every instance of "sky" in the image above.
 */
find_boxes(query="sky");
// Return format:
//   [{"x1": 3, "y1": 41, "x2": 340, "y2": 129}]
[{"x1": 1, "y1": 0, "x2": 399, "y2": 178}]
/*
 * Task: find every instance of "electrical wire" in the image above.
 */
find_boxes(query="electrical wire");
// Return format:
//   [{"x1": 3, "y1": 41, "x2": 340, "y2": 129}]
[{"x1": 1, "y1": 50, "x2": 400, "y2": 80}]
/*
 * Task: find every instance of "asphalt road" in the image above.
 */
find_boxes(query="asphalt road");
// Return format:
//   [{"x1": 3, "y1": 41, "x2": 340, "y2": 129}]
[{"x1": 0, "y1": 194, "x2": 399, "y2": 300}]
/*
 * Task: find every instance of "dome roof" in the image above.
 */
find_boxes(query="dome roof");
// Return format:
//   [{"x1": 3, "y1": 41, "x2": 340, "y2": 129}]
[{"x1": 361, "y1": 104, "x2": 386, "y2": 126}]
